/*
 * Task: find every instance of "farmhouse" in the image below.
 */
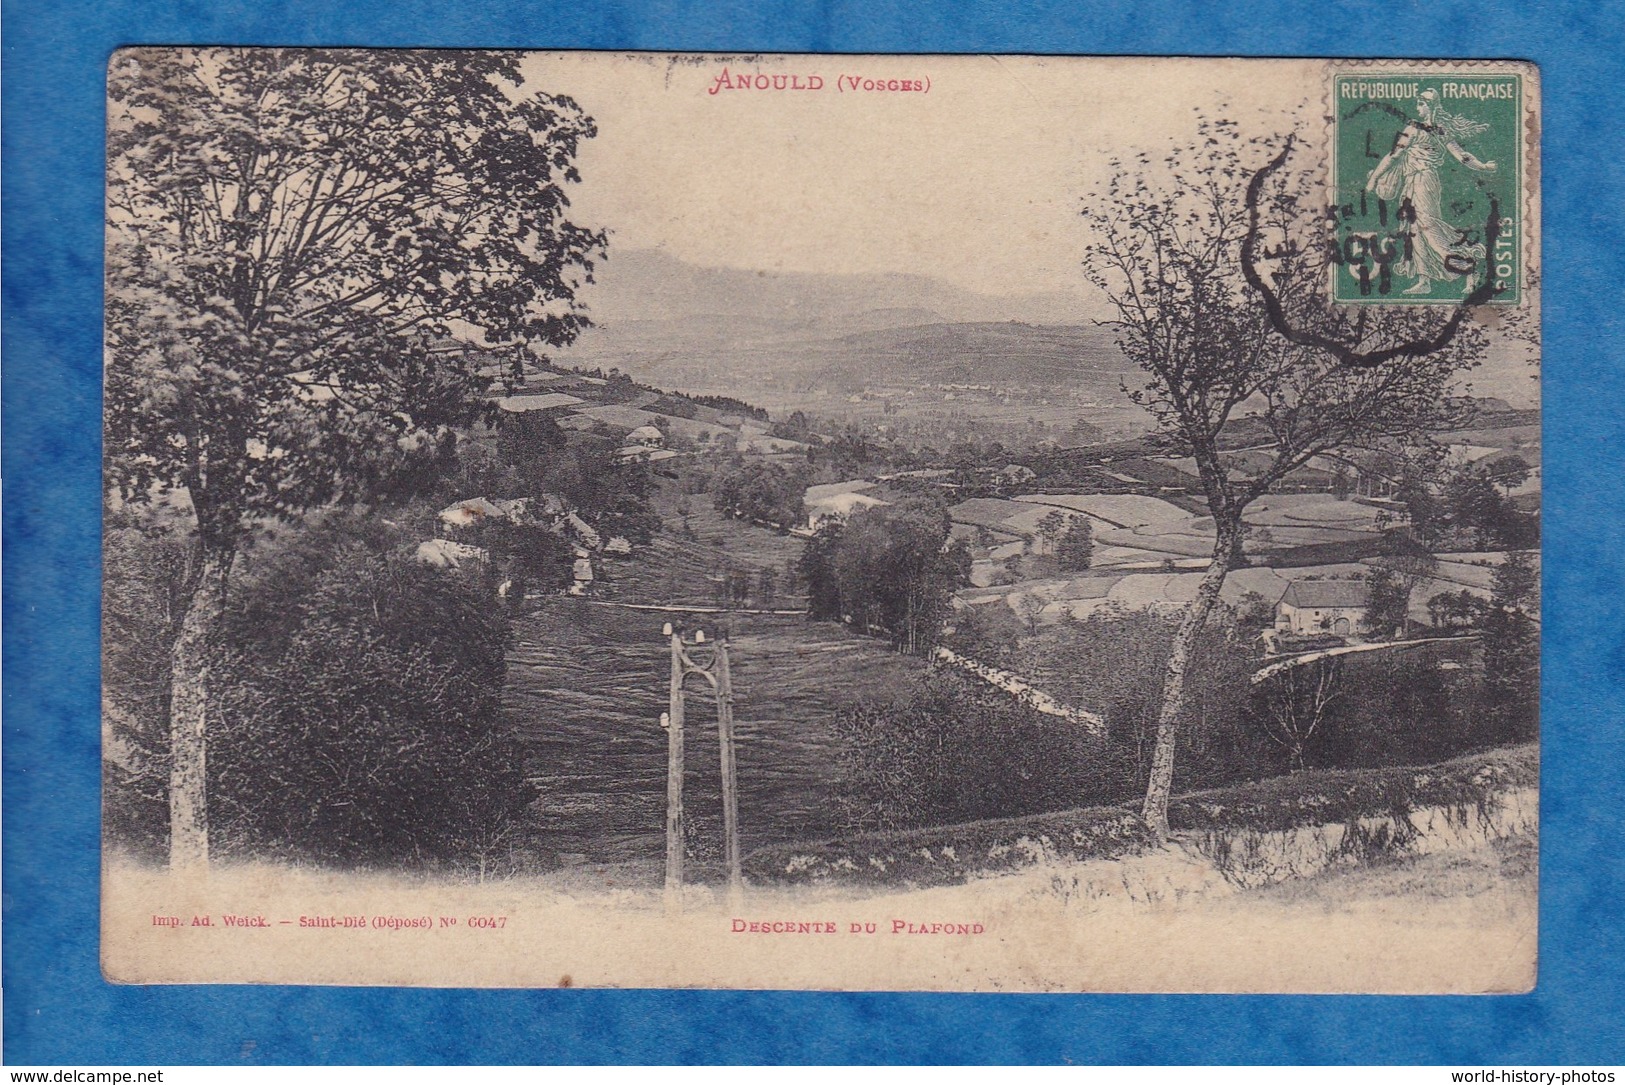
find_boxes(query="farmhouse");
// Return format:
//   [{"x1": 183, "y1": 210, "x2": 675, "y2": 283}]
[
  {"x1": 437, "y1": 496, "x2": 507, "y2": 531},
  {"x1": 414, "y1": 538, "x2": 488, "y2": 569},
  {"x1": 627, "y1": 424, "x2": 665, "y2": 448},
  {"x1": 1275, "y1": 580, "x2": 1370, "y2": 637},
  {"x1": 997, "y1": 463, "x2": 1037, "y2": 485}
]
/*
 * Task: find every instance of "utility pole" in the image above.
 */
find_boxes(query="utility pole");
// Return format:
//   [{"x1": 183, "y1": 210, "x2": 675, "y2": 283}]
[
  {"x1": 663, "y1": 624, "x2": 686, "y2": 910},
  {"x1": 715, "y1": 639, "x2": 742, "y2": 899},
  {"x1": 660, "y1": 622, "x2": 744, "y2": 910}
]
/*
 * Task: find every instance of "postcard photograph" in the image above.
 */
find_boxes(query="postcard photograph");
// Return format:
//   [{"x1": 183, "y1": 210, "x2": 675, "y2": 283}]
[{"x1": 100, "y1": 51, "x2": 1540, "y2": 992}]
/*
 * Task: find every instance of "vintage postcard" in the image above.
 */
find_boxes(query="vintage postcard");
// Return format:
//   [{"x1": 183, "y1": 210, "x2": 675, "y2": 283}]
[{"x1": 101, "y1": 52, "x2": 1540, "y2": 991}]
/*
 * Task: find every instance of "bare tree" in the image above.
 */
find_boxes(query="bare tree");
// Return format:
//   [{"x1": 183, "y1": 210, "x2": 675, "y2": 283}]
[
  {"x1": 1081, "y1": 115, "x2": 1494, "y2": 837},
  {"x1": 1259, "y1": 657, "x2": 1343, "y2": 771}
]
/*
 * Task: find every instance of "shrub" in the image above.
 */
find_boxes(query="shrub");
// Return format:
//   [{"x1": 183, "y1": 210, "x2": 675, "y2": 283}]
[
  {"x1": 211, "y1": 542, "x2": 534, "y2": 875},
  {"x1": 1246, "y1": 641, "x2": 1525, "y2": 772},
  {"x1": 833, "y1": 671, "x2": 1108, "y2": 833},
  {"x1": 103, "y1": 512, "x2": 538, "y2": 877},
  {"x1": 744, "y1": 805, "x2": 1153, "y2": 888},
  {"x1": 1009, "y1": 609, "x2": 1272, "y2": 797}
]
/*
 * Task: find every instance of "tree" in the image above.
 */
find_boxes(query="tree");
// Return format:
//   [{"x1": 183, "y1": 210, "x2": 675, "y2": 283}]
[
  {"x1": 1330, "y1": 464, "x2": 1355, "y2": 500},
  {"x1": 105, "y1": 48, "x2": 606, "y2": 870},
  {"x1": 1014, "y1": 593, "x2": 1047, "y2": 636},
  {"x1": 1364, "y1": 568, "x2": 1411, "y2": 640},
  {"x1": 712, "y1": 459, "x2": 809, "y2": 529},
  {"x1": 1366, "y1": 545, "x2": 1439, "y2": 639},
  {"x1": 1035, "y1": 510, "x2": 1068, "y2": 554},
  {"x1": 1055, "y1": 518, "x2": 1095, "y2": 572},
  {"x1": 1427, "y1": 589, "x2": 1484, "y2": 630},
  {"x1": 1481, "y1": 551, "x2": 1539, "y2": 743},
  {"x1": 1011, "y1": 609, "x2": 1263, "y2": 795},
  {"x1": 799, "y1": 520, "x2": 846, "y2": 621},
  {"x1": 755, "y1": 566, "x2": 779, "y2": 607},
  {"x1": 833, "y1": 672, "x2": 1103, "y2": 833},
  {"x1": 1442, "y1": 465, "x2": 1538, "y2": 549},
  {"x1": 1485, "y1": 454, "x2": 1532, "y2": 494},
  {"x1": 827, "y1": 498, "x2": 970, "y2": 653},
  {"x1": 1257, "y1": 657, "x2": 1343, "y2": 771},
  {"x1": 1082, "y1": 115, "x2": 1492, "y2": 836}
]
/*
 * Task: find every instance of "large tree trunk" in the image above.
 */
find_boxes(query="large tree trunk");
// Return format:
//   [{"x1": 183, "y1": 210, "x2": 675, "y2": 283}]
[
  {"x1": 1141, "y1": 522, "x2": 1237, "y2": 839},
  {"x1": 167, "y1": 540, "x2": 233, "y2": 873}
]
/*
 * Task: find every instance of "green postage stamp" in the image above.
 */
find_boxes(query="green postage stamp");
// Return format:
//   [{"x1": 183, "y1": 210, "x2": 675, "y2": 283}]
[{"x1": 1331, "y1": 67, "x2": 1528, "y2": 305}]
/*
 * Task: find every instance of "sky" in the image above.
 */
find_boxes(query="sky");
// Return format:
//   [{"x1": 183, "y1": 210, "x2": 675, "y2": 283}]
[{"x1": 517, "y1": 53, "x2": 1317, "y2": 303}]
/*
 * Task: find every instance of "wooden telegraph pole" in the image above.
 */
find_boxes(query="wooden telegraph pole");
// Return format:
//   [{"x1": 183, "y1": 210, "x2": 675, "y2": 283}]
[
  {"x1": 663, "y1": 623, "x2": 686, "y2": 908},
  {"x1": 715, "y1": 638, "x2": 742, "y2": 898},
  {"x1": 661, "y1": 622, "x2": 743, "y2": 909}
]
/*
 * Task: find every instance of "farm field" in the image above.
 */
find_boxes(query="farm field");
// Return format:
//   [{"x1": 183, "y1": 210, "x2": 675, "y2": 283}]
[
  {"x1": 960, "y1": 492, "x2": 1397, "y2": 570},
  {"x1": 593, "y1": 476, "x2": 809, "y2": 608},
  {"x1": 505, "y1": 598, "x2": 930, "y2": 873}
]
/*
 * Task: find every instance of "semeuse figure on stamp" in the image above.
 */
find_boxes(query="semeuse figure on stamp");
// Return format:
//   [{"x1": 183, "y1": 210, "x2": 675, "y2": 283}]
[{"x1": 1364, "y1": 87, "x2": 1498, "y2": 295}]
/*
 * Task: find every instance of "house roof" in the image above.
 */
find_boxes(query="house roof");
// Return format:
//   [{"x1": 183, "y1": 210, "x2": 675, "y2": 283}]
[
  {"x1": 808, "y1": 492, "x2": 888, "y2": 517},
  {"x1": 1281, "y1": 580, "x2": 1370, "y2": 608},
  {"x1": 628, "y1": 424, "x2": 664, "y2": 440},
  {"x1": 438, "y1": 497, "x2": 507, "y2": 525},
  {"x1": 805, "y1": 479, "x2": 877, "y2": 503}
]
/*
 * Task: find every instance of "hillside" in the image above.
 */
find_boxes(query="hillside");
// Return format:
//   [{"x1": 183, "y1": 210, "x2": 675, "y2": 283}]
[{"x1": 570, "y1": 247, "x2": 1095, "y2": 329}]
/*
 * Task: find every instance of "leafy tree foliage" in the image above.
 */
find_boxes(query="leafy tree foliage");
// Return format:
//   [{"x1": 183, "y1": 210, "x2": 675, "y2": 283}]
[
  {"x1": 833, "y1": 672, "x2": 1103, "y2": 833},
  {"x1": 1481, "y1": 551, "x2": 1539, "y2": 743},
  {"x1": 1247, "y1": 644, "x2": 1522, "y2": 772},
  {"x1": 799, "y1": 497, "x2": 971, "y2": 652},
  {"x1": 712, "y1": 458, "x2": 810, "y2": 529},
  {"x1": 1364, "y1": 567, "x2": 1412, "y2": 640},
  {"x1": 211, "y1": 541, "x2": 533, "y2": 875},
  {"x1": 832, "y1": 499, "x2": 972, "y2": 653},
  {"x1": 1010, "y1": 609, "x2": 1266, "y2": 796},
  {"x1": 1035, "y1": 510, "x2": 1069, "y2": 552},
  {"x1": 105, "y1": 48, "x2": 605, "y2": 868},
  {"x1": 1256, "y1": 657, "x2": 1343, "y2": 771},
  {"x1": 1485, "y1": 454, "x2": 1532, "y2": 493},
  {"x1": 799, "y1": 520, "x2": 847, "y2": 621},
  {"x1": 105, "y1": 514, "x2": 538, "y2": 877},
  {"x1": 1055, "y1": 518, "x2": 1095, "y2": 572},
  {"x1": 1395, "y1": 456, "x2": 1537, "y2": 551}
]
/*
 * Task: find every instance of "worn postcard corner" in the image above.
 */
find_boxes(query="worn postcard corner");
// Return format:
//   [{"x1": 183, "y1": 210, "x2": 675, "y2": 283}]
[{"x1": 101, "y1": 51, "x2": 1539, "y2": 992}]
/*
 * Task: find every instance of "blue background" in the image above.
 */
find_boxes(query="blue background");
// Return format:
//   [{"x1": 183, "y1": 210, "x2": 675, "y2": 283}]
[{"x1": 5, "y1": 0, "x2": 1623, "y2": 1066}]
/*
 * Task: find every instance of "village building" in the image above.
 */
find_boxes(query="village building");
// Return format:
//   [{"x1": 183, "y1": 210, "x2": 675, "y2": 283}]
[
  {"x1": 627, "y1": 424, "x2": 665, "y2": 448},
  {"x1": 569, "y1": 550, "x2": 596, "y2": 596},
  {"x1": 997, "y1": 463, "x2": 1037, "y2": 485},
  {"x1": 1275, "y1": 580, "x2": 1370, "y2": 637},
  {"x1": 437, "y1": 496, "x2": 507, "y2": 531},
  {"x1": 565, "y1": 511, "x2": 602, "y2": 550},
  {"x1": 414, "y1": 538, "x2": 489, "y2": 569}
]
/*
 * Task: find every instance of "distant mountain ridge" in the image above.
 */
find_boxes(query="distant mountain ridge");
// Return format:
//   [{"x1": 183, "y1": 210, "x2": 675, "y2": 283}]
[
  {"x1": 549, "y1": 248, "x2": 1538, "y2": 411},
  {"x1": 574, "y1": 248, "x2": 1095, "y2": 329},
  {"x1": 555, "y1": 248, "x2": 1127, "y2": 396}
]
